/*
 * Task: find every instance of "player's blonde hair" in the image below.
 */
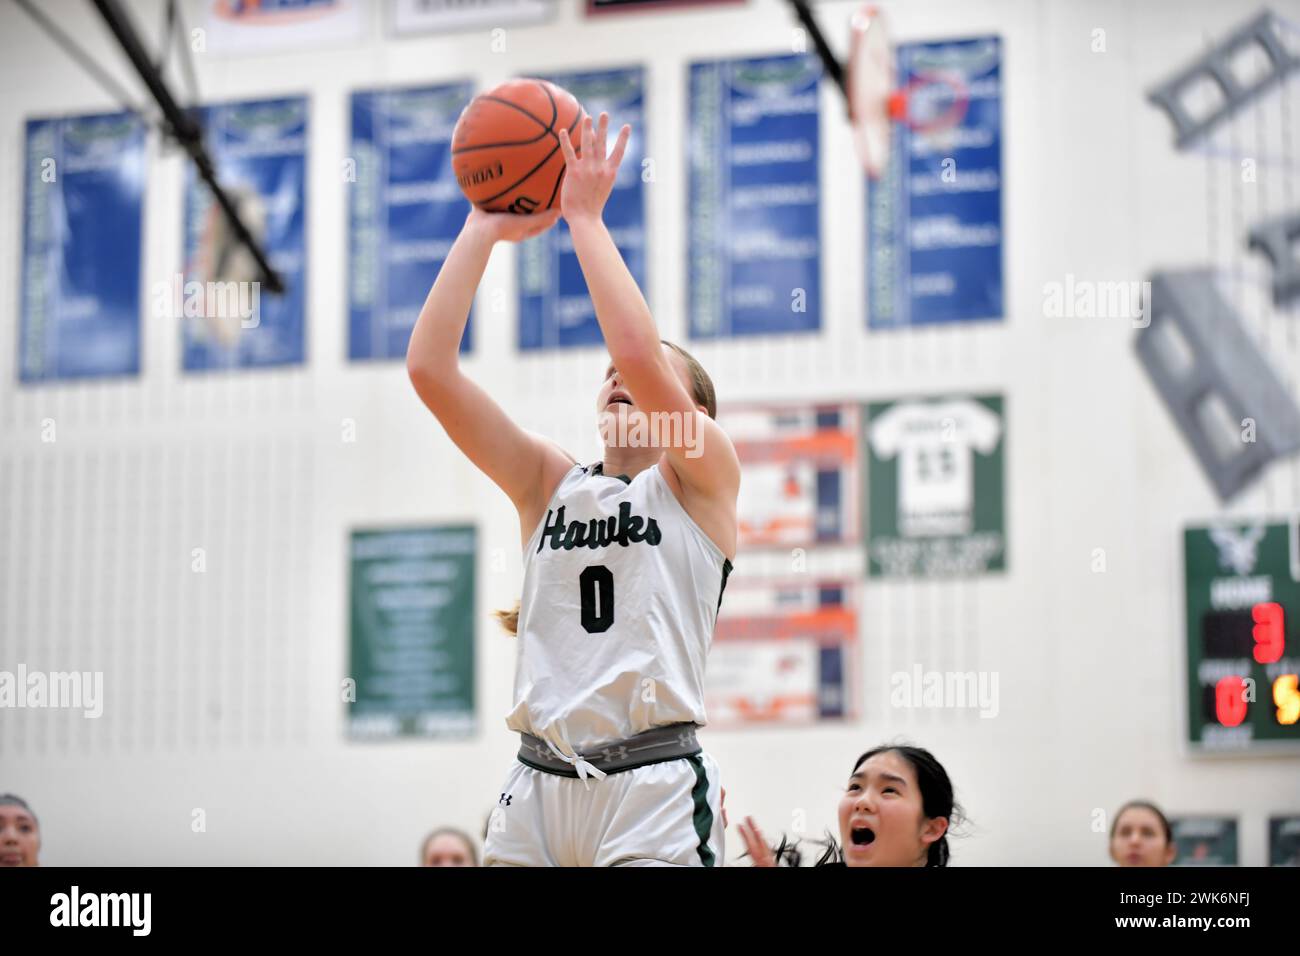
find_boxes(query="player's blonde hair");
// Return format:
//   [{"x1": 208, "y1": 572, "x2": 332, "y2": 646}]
[
  {"x1": 494, "y1": 603, "x2": 522, "y2": 637},
  {"x1": 661, "y1": 339, "x2": 716, "y2": 419},
  {"x1": 494, "y1": 341, "x2": 716, "y2": 636}
]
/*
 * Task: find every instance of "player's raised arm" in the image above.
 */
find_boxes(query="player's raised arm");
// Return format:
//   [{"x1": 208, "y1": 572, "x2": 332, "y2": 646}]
[
  {"x1": 405, "y1": 207, "x2": 573, "y2": 514},
  {"x1": 558, "y1": 113, "x2": 739, "y2": 497}
]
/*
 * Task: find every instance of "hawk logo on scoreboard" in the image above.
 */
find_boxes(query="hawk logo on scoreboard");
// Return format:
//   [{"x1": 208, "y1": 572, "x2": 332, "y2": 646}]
[{"x1": 1209, "y1": 525, "x2": 1266, "y2": 576}]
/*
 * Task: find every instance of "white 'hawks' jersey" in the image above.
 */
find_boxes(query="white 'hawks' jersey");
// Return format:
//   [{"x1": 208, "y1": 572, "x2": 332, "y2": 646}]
[{"x1": 506, "y1": 461, "x2": 733, "y2": 754}]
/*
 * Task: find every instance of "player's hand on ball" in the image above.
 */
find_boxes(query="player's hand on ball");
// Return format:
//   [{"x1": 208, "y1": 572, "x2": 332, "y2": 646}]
[
  {"x1": 557, "y1": 112, "x2": 630, "y2": 224},
  {"x1": 737, "y1": 816, "x2": 777, "y2": 867},
  {"x1": 467, "y1": 205, "x2": 561, "y2": 244}
]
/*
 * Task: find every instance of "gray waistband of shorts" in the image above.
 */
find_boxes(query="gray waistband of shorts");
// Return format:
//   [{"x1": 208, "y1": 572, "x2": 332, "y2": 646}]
[{"x1": 517, "y1": 723, "x2": 701, "y2": 777}]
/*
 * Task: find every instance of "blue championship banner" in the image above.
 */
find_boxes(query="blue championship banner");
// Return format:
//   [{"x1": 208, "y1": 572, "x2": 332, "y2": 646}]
[
  {"x1": 518, "y1": 67, "x2": 645, "y2": 350},
  {"x1": 689, "y1": 53, "x2": 821, "y2": 338},
  {"x1": 20, "y1": 112, "x2": 145, "y2": 383},
  {"x1": 350, "y1": 82, "x2": 473, "y2": 360},
  {"x1": 182, "y1": 97, "x2": 307, "y2": 371},
  {"x1": 867, "y1": 37, "x2": 1002, "y2": 329}
]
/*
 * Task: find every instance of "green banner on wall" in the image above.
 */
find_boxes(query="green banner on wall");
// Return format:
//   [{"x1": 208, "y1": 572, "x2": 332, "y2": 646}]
[
  {"x1": 1170, "y1": 816, "x2": 1238, "y2": 866},
  {"x1": 863, "y1": 395, "x2": 1005, "y2": 577},
  {"x1": 348, "y1": 525, "x2": 476, "y2": 739},
  {"x1": 1270, "y1": 816, "x2": 1300, "y2": 866}
]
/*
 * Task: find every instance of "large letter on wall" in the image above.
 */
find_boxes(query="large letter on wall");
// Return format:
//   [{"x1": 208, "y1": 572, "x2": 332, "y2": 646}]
[{"x1": 1135, "y1": 270, "x2": 1300, "y2": 500}]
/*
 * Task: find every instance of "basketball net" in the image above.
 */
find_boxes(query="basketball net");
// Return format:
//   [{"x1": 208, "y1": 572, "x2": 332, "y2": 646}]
[
  {"x1": 848, "y1": 5, "x2": 970, "y2": 177},
  {"x1": 897, "y1": 70, "x2": 970, "y2": 158}
]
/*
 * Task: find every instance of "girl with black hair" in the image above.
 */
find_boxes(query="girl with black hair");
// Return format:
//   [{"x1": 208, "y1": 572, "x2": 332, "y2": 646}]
[
  {"x1": 738, "y1": 745, "x2": 959, "y2": 867},
  {"x1": 1109, "y1": 801, "x2": 1176, "y2": 867}
]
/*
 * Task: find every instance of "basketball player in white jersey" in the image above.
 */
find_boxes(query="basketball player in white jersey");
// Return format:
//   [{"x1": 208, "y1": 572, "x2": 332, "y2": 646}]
[{"x1": 406, "y1": 113, "x2": 739, "y2": 866}]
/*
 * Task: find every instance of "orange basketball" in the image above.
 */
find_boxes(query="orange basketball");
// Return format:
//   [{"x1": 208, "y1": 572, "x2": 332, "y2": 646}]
[{"x1": 451, "y1": 79, "x2": 585, "y2": 214}]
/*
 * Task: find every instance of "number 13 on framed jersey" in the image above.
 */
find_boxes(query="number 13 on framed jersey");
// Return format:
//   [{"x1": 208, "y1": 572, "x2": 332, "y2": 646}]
[{"x1": 863, "y1": 395, "x2": 1006, "y2": 578}]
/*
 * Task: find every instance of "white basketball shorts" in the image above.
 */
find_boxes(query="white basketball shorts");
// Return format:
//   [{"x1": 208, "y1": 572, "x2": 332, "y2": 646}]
[{"x1": 483, "y1": 751, "x2": 725, "y2": 867}]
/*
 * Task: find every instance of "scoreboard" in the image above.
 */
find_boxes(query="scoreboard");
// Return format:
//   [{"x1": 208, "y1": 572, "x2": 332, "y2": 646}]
[{"x1": 1184, "y1": 521, "x2": 1300, "y2": 752}]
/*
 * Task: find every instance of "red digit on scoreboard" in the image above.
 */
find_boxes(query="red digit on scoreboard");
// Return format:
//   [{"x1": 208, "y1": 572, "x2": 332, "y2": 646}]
[
  {"x1": 1214, "y1": 675, "x2": 1248, "y2": 727},
  {"x1": 1252, "y1": 602, "x2": 1285, "y2": 664}
]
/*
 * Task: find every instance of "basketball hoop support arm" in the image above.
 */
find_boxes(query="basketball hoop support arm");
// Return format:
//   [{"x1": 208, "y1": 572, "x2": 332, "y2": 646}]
[
  {"x1": 787, "y1": 0, "x2": 849, "y2": 103},
  {"x1": 91, "y1": 0, "x2": 286, "y2": 295}
]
